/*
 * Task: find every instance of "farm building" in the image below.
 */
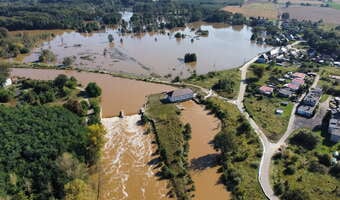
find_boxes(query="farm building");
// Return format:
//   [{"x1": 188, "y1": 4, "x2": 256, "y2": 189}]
[
  {"x1": 296, "y1": 105, "x2": 315, "y2": 118},
  {"x1": 259, "y1": 86, "x2": 274, "y2": 95},
  {"x1": 166, "y1": 88, "x2": 194, "y2": 103},
  {"x1": 296, "y1": 88, "x2": 322, "y2": 118}
]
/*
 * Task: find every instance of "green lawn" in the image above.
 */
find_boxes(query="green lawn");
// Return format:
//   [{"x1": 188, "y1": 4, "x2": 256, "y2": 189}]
[
  {"x1": 145, "y1": 94, "x2": 193, "y2": 199},
  {"x1": 318, "y1": 66, "x2": 340, "y2": 95},
  {"x1": 204, "y1": 97, "x2": 265, "y2": 200},
  {"x1": 185, "y1": 69, "x2": 241, "y2": 99},
  {"x1": 244, "y1": 96, "x2": 293, "y2": 141},
  {"x1": 271, "y1": 128, "x2": 340, "y2": 200}
]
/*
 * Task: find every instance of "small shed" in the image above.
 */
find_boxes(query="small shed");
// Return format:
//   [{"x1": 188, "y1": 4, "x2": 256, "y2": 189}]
[{"x1": 276, "y1": 109, "x2": 284, "y2": 115}]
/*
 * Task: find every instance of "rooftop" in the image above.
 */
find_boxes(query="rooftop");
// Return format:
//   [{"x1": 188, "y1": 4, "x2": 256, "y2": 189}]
[
  {"x1": 292, "y1": 72, "x2": 306, "y2": 79},
  {"x1": 169, "y1": 88, "x2": 194, "y2": 98}
]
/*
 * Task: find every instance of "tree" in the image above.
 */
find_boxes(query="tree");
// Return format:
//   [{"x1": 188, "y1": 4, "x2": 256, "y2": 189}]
[
  {"x1": 0, "y1": 89, "x2": 11, "y2": 102},
  {"x1": 212, "y1": 79, "x2": 235, "y2": 94},
  {"x1": 282, "y1": 189, "x2": 310, "y2": 200},
  {"x1": 253, "y1": 66, "x2": 265, "y2": 78},
  {"x1": 213, "y1": 131, "x2": 237, "y2": 154},
  {"x1": 108, "y1": 34, "x2": 114, "y2": 43},
  {"x1": 39, "y1": 49, "x2": 56, "y2": 63},
  {"x1": 56, "y1": 153, "x2": 88, "y2": 180},
  {"x1": 183, "y1": 123, "x2": 192, "y2": 140},
  {"x1": 64, "y1": 179, "x2": 96, "y2": 200},
  {"x1": 281, "y1": 12, "x2": 290, "y2": 20},
  {"x1": 184, "y1": 53, "x2": 197, "y2": 63},
  {"x1": 63, "y1": 57, "x2": 75, "y2": 67},
  {"x1": 290, "y1": 130, "x2": 319, "y2": 150},
  {"x1": 85, "y1": 82, "x2": 101, "y2": 97},
  {"x1": 64, "y1": 99, "x2": 87, "y2": 116},
  {"x1": 54, "y1": 74, "x2": 68, "y2": 89},
  {"x1": 285, "y1": 1, "x2": 291, "y2": 7},
  {"x1": 87, "y1": 124, "x2": 106, "y2": 165}
]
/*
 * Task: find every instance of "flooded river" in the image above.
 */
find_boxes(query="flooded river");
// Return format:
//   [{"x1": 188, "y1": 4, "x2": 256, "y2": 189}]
[
  {"x1": 180, "y1": 101, "x2": 230, "y2": 200},
  {"x1": 100, "y1": 115, "x2": 169, "y2": 200},
  {"x1": 10, "y1": 68, "x2": 174, "y2": 117},
  {"x1": 20, "y1": 22, "x2": 270, "y2": 78}
]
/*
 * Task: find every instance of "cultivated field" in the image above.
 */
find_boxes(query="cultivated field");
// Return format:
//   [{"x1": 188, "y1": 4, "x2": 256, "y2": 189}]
[
  {"x1": 280, "y1": 6, "x2": 340, "y2": 24},
  {"x1": 223, "y1": 2, "x2": 279, "y2": 19}
]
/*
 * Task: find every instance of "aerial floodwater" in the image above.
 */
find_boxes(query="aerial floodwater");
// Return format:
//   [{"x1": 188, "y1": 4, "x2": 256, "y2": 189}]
[
  {"x1": 10, "y1": 68, "x2": 174, "y2": 117},
  {"x1": 180, "y1": 101, "x2": 230, "y2": 200},
  {"x1": 20, "y1": 13, "x2": 271, "y2": 78}
]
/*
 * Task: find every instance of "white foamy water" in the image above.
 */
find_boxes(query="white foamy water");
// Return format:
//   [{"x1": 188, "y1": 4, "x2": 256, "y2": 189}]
[{"x1": 99, "y1": 115, "x2": 168, "y2": 200}]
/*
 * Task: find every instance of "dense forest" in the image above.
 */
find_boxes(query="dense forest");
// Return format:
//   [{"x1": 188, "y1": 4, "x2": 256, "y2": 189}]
[{"x1": 0, "y1": 64, "x2": 104, "y2": 199}]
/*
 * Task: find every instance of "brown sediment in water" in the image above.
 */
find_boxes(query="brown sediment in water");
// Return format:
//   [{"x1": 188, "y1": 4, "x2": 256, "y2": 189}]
[
  {"x1": 10, "y1": 68, "x2": 175, "y2": 117},
  {"x1": 100, "y1": 115, "x2": 169, "y2": 200},
  {"x1": 18, "y1": 23, "x2": 271, "y2": 78},
  {"x1": 180, "y1": 101, "x2": 231, "y2": 200}
]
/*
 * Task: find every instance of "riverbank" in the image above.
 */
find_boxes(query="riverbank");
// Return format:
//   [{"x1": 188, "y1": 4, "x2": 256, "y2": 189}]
[{"x1": 144, "y1": 94, "x2": 194, "y2": 199}]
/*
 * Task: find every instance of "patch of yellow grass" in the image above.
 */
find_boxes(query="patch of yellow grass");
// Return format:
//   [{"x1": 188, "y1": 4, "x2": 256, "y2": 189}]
[{"x1": 223, "y1": 2, "x2": 279, "y2": 19}]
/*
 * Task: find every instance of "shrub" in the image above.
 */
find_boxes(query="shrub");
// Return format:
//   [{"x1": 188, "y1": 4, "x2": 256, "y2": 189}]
[
  {"x1": 308, "y1": 160, "x2": 328, "y2": 174},
  {"x1": 0, "y1": 89, "x2": 11, "y2": 103},
  {"x1": 290, "y1": 130, "x2": 319, "y2": 150},
  {"x1": 184, "y1": 53, "x2": 197, "y2": 63},
  {"x1": 85, "y1": 82, "x2": 101, "y2": 97}
]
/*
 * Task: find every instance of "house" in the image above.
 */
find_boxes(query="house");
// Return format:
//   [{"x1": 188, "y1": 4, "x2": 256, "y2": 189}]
[
  {"x1": 259, "y1": 86, "x2": 274, "y2": 95},
  {"x1": 301, "y1": 88, "x2": 322, "y2": 107},
  {"x1": 296, "y1": 105, "x2": 315, "y2": 118},
  {"x1": 292, "y1": 78, "x2": 305, "y2": 86},
  {"x1": 292, "y1": 72, "x2": 306, "y2": 79},
  {"x1": 2, "y1": 78, "x2": 12, "y2": 87},
  {"x1": 256, "y1": 54, "x2": 268, "y2": 63},
  {"x1": 296, "y1": 88, "x2": 322, "y2": 118},
  {"x1": 167, "y1": 88, "x2": 194, "y2": 103},
  {"x1": 329, "y1": 118, "x2": 340, "y2": 142},
  {"x1": 287, "y1": 83, "x2": 300, "y2": 91},
  {"x1": 278, "y1": 88, "x2": 293, "y2": 98}
]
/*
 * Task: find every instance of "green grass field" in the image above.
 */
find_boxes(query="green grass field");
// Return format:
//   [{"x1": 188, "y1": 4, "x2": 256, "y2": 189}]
[
  {"x1": 185, "y1": 69, "x2": 241, "y2": 99},
  {"x1": 329, "y1": 2, "x2": 340, "y2": 10}
]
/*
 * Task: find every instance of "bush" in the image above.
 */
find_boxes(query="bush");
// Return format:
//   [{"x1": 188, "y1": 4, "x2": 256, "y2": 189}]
[
  {"x1": 0, "y1": 89, "x2": 11, "y2": 103},
  {"x1": 282, "y1": 189, "x2": 310, "y2": 200},
  {"x1": 184, "y1": 53, "x2": 197, "y2": 63},
  {"x1": 329, "y1": 163, "x2": 340, "y2": 178},
  {"x1": 39, "y1": 49, "x2": 56, "y2": 63},
  {"x1": 290, "y1": 130, "x2": 319, "y2": 150},
  {"x1": 308, "y1": 160, "x2": 328, "y2": 174},
  {"x1": 64, "y1": 99, "x2": 86, "y2": 116},
  {"x1": 85, "y1": 82, "x2": 101, "y2": 97}
]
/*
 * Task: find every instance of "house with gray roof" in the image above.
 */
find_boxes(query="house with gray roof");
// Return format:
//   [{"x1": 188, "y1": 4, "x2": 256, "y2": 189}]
[{"x1": 167, "y1": 88, "x2": 194, "y2": 103}]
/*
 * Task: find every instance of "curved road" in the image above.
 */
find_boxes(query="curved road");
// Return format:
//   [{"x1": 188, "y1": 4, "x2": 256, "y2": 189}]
[{"x1": 231, "y1": 41, "x2": 318, "y2": 200}]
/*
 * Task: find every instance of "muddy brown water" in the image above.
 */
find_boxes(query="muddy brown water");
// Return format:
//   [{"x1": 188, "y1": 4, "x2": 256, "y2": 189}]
[
  {"x1": 10, "y1": 68, "x2": 174, "y2": 117},
  {"x1": 180, "y1": 101, "x2": 231, "y2": 200},
  {"x1": 100, "y1": 115, "x2": 169, "y2": 200},
  {"x1": 19, "y1": 22, "x2": 271, "y2": 78}
]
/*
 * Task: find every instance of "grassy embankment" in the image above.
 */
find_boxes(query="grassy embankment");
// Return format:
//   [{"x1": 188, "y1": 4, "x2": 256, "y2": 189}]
[
  {"x1": 271, "y1": 127, "x2": 340, "y2": 200},
  {"x1": 203, "y1": 97, "x2": 265, "y2": 199},
  {"x1": 145, "y1": 94, "x2": 194, "y2": 199},
  {"x1": 318, "y1": 66, "x2": 340, "y2": 95},
  {"x1": 244, "y1": 63, "x2": 298, "y2": 141},
  {"x1": 185, "y1": 69, "x2": 241, "y2": 99}
]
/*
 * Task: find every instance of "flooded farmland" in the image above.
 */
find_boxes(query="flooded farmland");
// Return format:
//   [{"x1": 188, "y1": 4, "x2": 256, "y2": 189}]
[
  {"x1": 20, "y1": 21, "x2": 270, "y2": 78},
  {"x1": 180, "y1": 101, "x2": 230, "y2": 200},
  {"x1": 10, "y1": 68, "x2": 174, "y2": 117}
]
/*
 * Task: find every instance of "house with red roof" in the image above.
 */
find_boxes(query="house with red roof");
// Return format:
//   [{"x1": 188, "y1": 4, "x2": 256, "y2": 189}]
[
  {"x1": 287, "y1": 83, "x2": 300, "y2": 91},
  {"x1": 292, "y1": 72, "x2": 306, "y2": 79},
  {"x1": 292, "y1": 78, "x2": 305, "y2": 86},
  {"x1": 259, "y1": 86, "x2": 274, "y2": 95}
]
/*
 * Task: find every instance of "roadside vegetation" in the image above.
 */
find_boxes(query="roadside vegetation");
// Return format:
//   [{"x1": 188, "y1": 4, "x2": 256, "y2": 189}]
[
  {"x1": 272, "y1": 128, "x2": 340, "y2": 200},
  {"x1": 185, "y1": 69, "x2": 240, "y2": 99},
  {"x1": 203, "y1": 97, "x2": 265, "y2": 199},
  {"x1": 318, "y1": 66, "x2": 340, "y2": 96},
  {"x1": 144, "y1": 94, "x2": 194, "y2": 199},
  {"x1": 0, "y1": 63, "x2": 104, "y2": 199}
]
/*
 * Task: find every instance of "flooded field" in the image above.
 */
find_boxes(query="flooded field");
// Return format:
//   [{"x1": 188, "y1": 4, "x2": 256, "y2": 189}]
[
  {"x1": 10, "y1": 68, "x2": 174, "y2": 117},
  {"x1": 180, "y1": 101, "x2": 230, "y2": 200},
  {"x1": 100, "y1": 115, "x2": 169, "y2": 200},
  {"x1": 19, "y1": 21, "x2": 270, "y2": 78}
]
